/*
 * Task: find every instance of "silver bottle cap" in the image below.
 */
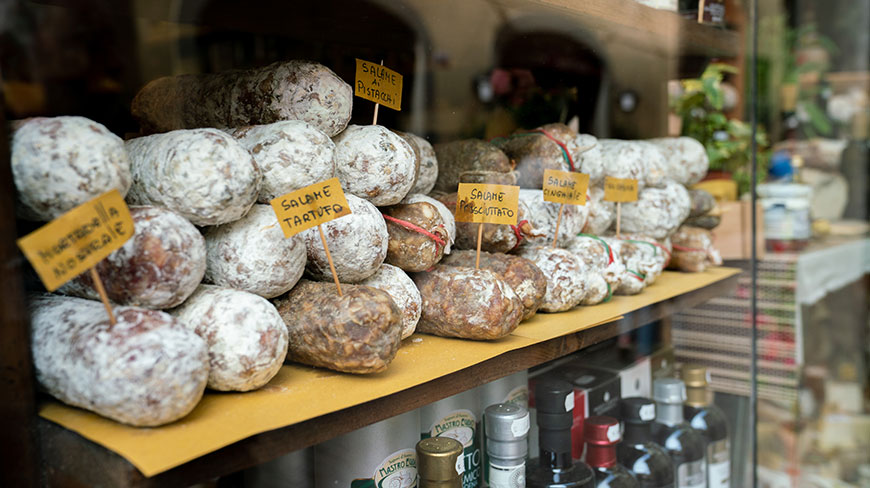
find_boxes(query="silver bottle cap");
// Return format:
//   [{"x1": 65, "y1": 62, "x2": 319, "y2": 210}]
[
  {"x1": 484, "y1": 403, "x2": 529, "y2": 461},
  {"x1": 653, "y1": 378, "x2": 687, "y2": 405}
]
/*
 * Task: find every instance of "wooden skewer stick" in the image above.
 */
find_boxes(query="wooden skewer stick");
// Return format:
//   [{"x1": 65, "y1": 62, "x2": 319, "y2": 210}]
[
  {"x1": 89, "y1": 267, "x2": 116, "y2": 326},
  {"x1": 372, "y1": 60, "x2": 384, "y2": 125},
  {"x1": 475, "y1": 222, "x2": 484, "y2": 269},
  {"x1": 552, "y1": 203, "x2": 565, "y2": 248},
  {"x1": 616, "y1": 202, "x2": 622, "y2": 239},
  {"x1": 318, "y1": 224, "x2": 343, "y2": 296}
]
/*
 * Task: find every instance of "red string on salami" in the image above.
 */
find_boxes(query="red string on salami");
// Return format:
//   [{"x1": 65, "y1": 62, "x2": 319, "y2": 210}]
[
  {"x1": 510, "y1": 220, "x2": 530, "y2": 251},
  {"x1": 383, "y1": 214, "x2": 447, "y2": 254},
  {"x1": 577, "y1": 233, "x2": 614, "y2": 265},
  {"x1": 672, "y1": 244, "x2": 707, "y2": 253}
]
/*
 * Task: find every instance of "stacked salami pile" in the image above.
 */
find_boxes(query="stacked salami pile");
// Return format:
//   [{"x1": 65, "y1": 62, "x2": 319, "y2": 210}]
[{"x1": 11, "y1": 59, "x2": 720, "y2": 429}]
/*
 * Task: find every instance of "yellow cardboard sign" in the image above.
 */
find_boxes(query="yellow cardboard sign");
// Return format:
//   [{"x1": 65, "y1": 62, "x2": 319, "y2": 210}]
[
  {"x1": 454, "y1": 183, "x2": 520, "y2": 225},
  {"x1": 604, "y1": 177, "x2": 639, "y2": 202},
  {"x1": 543, "y1": 169, "x2": 590, "y2": 205},
  {"x1": 270, "y1": 178, "x2": 352, "y2": 237},
  {"x1": 355, "y1": 59, "x2": 403, "y2": 111},
  {"x1": 17, "y1": 190, "x2": 134, "y2": 292}
]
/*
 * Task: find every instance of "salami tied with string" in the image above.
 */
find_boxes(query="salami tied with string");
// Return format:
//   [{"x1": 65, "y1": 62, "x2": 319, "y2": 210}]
[
  {"x1": 381, "y1": 200, "x2": 449, "y2": 272},
  {"x1": 432, "y1": 140, "x2": 512, "y2": 193}
]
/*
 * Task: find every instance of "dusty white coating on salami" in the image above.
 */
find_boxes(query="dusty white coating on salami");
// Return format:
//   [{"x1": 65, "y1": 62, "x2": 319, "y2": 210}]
[
  {"x1": 59, "y1": 206, "x2": 206, "y2": 309},
  {"x1": 232, "y1": 120, "x2": 335, "y2": 203},
  {"x1": 358, "y1": 264, "x2": 421, "y2": 339},
  {"x1": 617, "y1": 180, "x2": 691, "y2": 239},
  {"x1": 125, "y1": 128, "x2": 261, "y2": 226},
  {"x1": 332, "y1": 125, "x2": 416, "y2": 206},
  {"x1": 603, "y1": 238, "x2": 655, "y2": 294},
  {"x1": 636, "y1": 141, "x2": 668, "y2": 188},
  {"x1": 581, "y1": 272, "x2": 609, "y2": 305},
  {"x1": 582, "y1": 187, "x2": 615, "y2": 235},
  {"x1": 29, "y1": 294, "x2": 208, "y2": 426},
  {"x1": 11, "y1": 116, "x2": 131, "y2": 221},
  {"x1": 172, "y1": 285, "x2": 288, "y2": 391},
  {"x1": 562, "y1": 235, "x2": 625, "y2": 288},
  {"x1": 302, "y1": 194, "x2": 388, "y2": 282},
  {"x1": 402, "y1": 193, "x2": 455, "y2": 254},
  {"x1": 576, "y1": 134, "x2": 604, "y2": 183},
  {"x1": 400, "y1": 132, "x2": 438, "y2": 195},
  {"x1": 517, "y1": 189, "x2": 588, "y2": 248},
  {"x1": 515, "y1": 246, "x2": 587, "y2": 312},
  {"x1": 204, "y1": 204, "x2": 306, "y2": 298},
  {"x1": 648, "y1": 137, "x2": 709, "y2": 186},
  {"x1": 618, "y1": 233, "x2": 670, "y2": 285},
  {"x1": 597, "y1": 139, "x2": 650, "y2": 190}
]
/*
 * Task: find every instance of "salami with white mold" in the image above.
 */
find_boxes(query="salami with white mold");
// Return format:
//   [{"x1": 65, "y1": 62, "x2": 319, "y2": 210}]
[
  {"x1": 580, "y1": 272, "x2": 610, "y2": 306},
  {"x1": 412, "y1": 265, "x2": 523, "y2": 340},
  {"x1": 204, "y1": 204, "x2": 306, "y2": 298},
  {"x1": 59, "y1": 206, "x2": 205, "y2": 309},
  {"x1": 232, "y1": 120, "x2": 335, "y2": 203},
  {"x1": 272, "y1": 280, "x2": 403, "y2": 374},
  {"x1": 125, "y1": 128, "x2": 261, "y2": 226},
  {"x1": 131, "y1": 60, "x2": 353, "y2": 137},
  {"x1": 517, "y1": 189, "x2": 588, "y2": 247},
  {"x1": 582, "y1": 187, "x2": 615, "y2": 235},
  {"x1": 30, "y1": 294, "x2": 208, "y2": 427},
  {"x1": 433, "y1": 140, "x2": 512, "y2": 193},
  {"x1": 333, "y1": 125, "x2": 416, "y2": 206},
  {"x1": 358, "y1": 264, "x2": 422, "y2": 340},
  {"x1": 301, "y1": 194, "x2": 388, "y2": 283},
  {"x1": 172, "y1": 285, "x2": 288, "y2": 392},
  {"x1": 616, "y1": 180, "x2": 691, "y2": 239},
  {"x1": 401, "y1": 193, "x2": 455, "y2": 254},
  {"x1": 11, "y1": 116, "x2": 131, "y2": 221},
  {"x1": 514, "y1": 246, "x2": 588, "y2": 312},
  {"x1": 647, "y1": 137, "x2": 709, "y2": 186},
  {"x1": 396, "y1": 131, "x2": 438, "y2": 195}
]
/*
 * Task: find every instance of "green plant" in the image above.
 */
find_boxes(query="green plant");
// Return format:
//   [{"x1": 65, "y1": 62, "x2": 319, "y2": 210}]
[
  {"x1": 783, "y1": 23, "x2": 838, "y2": 138},
  {"x1": 672, "y1": 63, "x2": 769, "y2": 196}
]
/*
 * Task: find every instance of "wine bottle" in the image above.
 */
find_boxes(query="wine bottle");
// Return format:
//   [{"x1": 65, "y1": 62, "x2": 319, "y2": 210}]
[
  {"x1": 583, "y1": 416, "x2": 640, "y2": 488},
  {"x1": 682, "y1": 366, "x2": 730, "y2": 488},
  {"x1": 650, "y1": 379, "x2": 706, "y2": 488},
  {"x1": 418, "y1": 437, "x2": 464, "y2": 488},
  {"x1": 484, "y1": 403, "x2": 529, "y2": 488},
  {"x1": 618, "y1": 398, "x2": 675, "y2": 488},
  {"x1": 527, "y1": 378, "x2": 596, "y2": 488}
]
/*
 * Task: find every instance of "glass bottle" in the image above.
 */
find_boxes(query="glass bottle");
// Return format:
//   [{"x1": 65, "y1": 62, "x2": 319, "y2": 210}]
[
  {"x1": 583, "y1": 416, "x2": 640, "y2": 488},
  {"x1": 650, "y1": 379, "x2": 706, "y2": 488},
  {"x1": 617, "y1": 398, "x2": 675, "y2": 488},
  {"x1": 484, "y1": 403, "x2": 529, "y2": 488},
  {"x1": 681, "y1": 366, "x2": 729, "y2": 488},
  {"x1": 527, "y1": 378, "x2": 596, "y2": 488},
  {"x1": 418, "y1": 437, "x2": 464, "y2": 488}
]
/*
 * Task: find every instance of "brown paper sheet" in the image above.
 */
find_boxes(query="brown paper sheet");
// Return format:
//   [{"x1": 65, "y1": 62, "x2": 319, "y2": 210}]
[{"x1": 39, "y1": 267, "x2": 739, "y2": 476}]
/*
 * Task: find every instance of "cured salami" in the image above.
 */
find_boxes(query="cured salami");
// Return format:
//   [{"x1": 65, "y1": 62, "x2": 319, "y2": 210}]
[
  {"x1": 580, "y1": 272, "x2": 610, "y2": 306},
  {"x1": 514, "y1": 246, "x2": 588, "y2": 312},
  {"x1": 204, "y1": 204, "x2": 306, "y2": 298},
  {"x1": 669, "y1": 226, "x2": 722, "y2": 273},
  {"x1": 232, "y1": 120, "x2": 335, "y2": 203},
  {"x1": 333, "y1": 125, "x2": 416, "y2": 206},
  {"x1": 563, "y1": 234, "x2": 624, "y2": 289},
  {"x1": 172, "y1": 285, "x2": 288, "y2": 391},
  {"x1": 272, "y1": 280, "x2": 403, "y2": 374},
  {"x1": 59, "y1": 206, "x2": 205, "y2": 309},
  {"x1": 358, "y1": 264, "x2": 422, "y2": 339},
  {"x1": 440, "y1": 250, "x2": 546, "y2": 321},
  {"x1": 517, "y1": 189, "x2": 589, "y2": 247},
  {"x1": 131, "y1": 60, "x2": 353, "y2": 137},
  {"x1": 30, "y1": 294, "x2": 208, "y2": 426},
  {"x1": 597, "y1": 140, "x2": 668, "y2": 189},
  {"x1": 412, "y1": 265, "x2": 523, "y2": 340},
  {"x1": 396, "y1": 131, "x2": 438, "y2": 195},
  {"x1": 382, "y1": 200, "x2": 449, "y2": 272},
  {"x1": 301, "y1": 194, "x2": 388, "y2": 283},
  {"x1": 575, "y1": 134, "x2": 604, "y2": 183},
  {"x1": 125, "y1": 128, "x2": 261, "y2": 226},
  {"x1": 647, "y1": 137, "x2": 709, "y2": 186},
  {"x1": 11, "y1": 116, "x2": 131, "y2": 221},
  {"x1": 401, "y1": 193, "x2": 455, "y2": 254},
  {"x1": 582, "y1": 187, "x2": 616, "y2": 235},
  {"x1": 436, "y1": 194, "x2": 540, "y2": 253},
  {"x1": 433, "y1": 140, "x2": 512, "y2": 193},
  {"x1": 617, "y1": 180, "x2": 691, "y2": 239},
  {"x1": 493, "y1": 128, "x2": 572, "y2": 189}
]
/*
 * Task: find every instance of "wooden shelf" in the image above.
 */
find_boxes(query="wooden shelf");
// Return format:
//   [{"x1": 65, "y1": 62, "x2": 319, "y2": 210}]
[{"x1": 38, "y1": 269, "x2": 739, "y2": 488}]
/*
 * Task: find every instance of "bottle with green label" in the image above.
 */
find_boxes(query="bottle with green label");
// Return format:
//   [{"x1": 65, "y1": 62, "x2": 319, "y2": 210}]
[
  {"x1": 480, "y1": 371, "x2": 529, "y2": 487},
  {"x1": 484, "y1": 403, "x2": 529, "y2": 488},
  {"x1": 650, "y1": 379, "x2": 706, "y2": 488},
  {"x1": 417, "y1": 437, "x2": 464, "y2": 488},
  {"x1": 421, "y1": 389, "x2": 482, "y2": 488},
  {"x1": 315, "y1": 409, "x2": 420, "y2": 488},
  {"x1": 681, "y1": 366, "x2": 729, "y2": 488}
]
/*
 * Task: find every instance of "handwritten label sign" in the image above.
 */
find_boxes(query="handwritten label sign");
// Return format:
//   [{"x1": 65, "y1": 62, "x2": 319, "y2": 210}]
[
  {"x1": 17, "y1": 190, "x2": 134, "y2": 292},
  {"x1": 270, "y1": 177, "x2": 351, "y2": 237},
  {"x1": 454, "y1": 183, "x2": 520, "y2": 226},
  {"x1": 543, "y1": 169, "x2": 590, "y2": 205},
  {"x1": 604, "y1": 177, "x2": 639, "y2": 202},
  {"x1": 355, "y1": 59, "x2": 403, "y2": 111}
]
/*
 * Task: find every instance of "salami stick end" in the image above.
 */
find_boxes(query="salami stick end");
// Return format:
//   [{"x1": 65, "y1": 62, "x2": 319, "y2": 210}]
[
  {"x1": 88, "y1": 267, "x2": 116, "y2": 326},
  {"x1": 318, "y1": 224, "x2": 343, "y2": 296}
]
